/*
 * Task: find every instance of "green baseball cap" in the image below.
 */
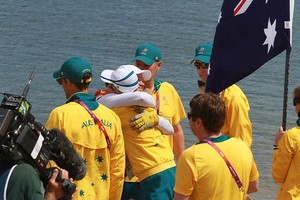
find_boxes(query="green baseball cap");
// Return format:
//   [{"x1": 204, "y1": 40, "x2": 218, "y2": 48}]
[
  {"x1": 133, "y1": 43, "x2": 162, "y2": 66},
  {"x1": 53, "y1": 57, "x2": 92, "y2": 83},
  {"x1": 190, "y1": 42, "x2": 212, "y2": 64}
]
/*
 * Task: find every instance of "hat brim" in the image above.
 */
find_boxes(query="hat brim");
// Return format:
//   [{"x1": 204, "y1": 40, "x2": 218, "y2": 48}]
[
  {"x1": 139, "y1": 70, "x2": 151, "y2": 81},
  {"x1": 53, "y1": 69, "x2": 62, "y2": 79},
  {"x1": 100, "y1": 70, "x2": 114, "y2": 83},
  {"x1": 133, "y1": 56, "x2": 155, "y2": 66},
  {"x1": 193, "y1": 55, "x2": 210, "y2": 64}
]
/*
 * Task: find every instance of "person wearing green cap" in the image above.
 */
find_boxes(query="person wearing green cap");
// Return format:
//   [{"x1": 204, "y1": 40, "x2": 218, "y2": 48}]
[
  {"x1": 190, "y1": 42, "x2": 253, "y2": 148},
  {"x1": 133, "y1": 43, "x2": 186, "y2": 159},
  {"x1": 45, "y1": 57, "x2": 126, "y2": 200},
  {"x1": 121, "y1": 43, "x2": 186, "y2": 199},
  {"x1": 98, "y1": 65, "x2": 176, "y2": 200}
]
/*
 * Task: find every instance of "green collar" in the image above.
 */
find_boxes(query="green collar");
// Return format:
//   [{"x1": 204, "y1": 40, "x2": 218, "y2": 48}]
[
  {"x1": 196, "y1": 134, "x2": 231, "y2": 145},
  {"x1": 297, "y1": 118, "x2": 300, "y2": 126},
  {"x1": 197, "y1": 80, "x2": 206, "y2": 87},
  {"x1": 66, "y1": 92, "x2": 99, "y2": 110},
  {"x1": 154, "y1": 78, "x2": 164, "y2": 93}
]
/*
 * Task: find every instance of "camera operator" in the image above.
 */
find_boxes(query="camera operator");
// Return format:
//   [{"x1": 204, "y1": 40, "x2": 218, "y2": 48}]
[{"x1": 0, "y1": 160, "x2": 72, "y2": 200}]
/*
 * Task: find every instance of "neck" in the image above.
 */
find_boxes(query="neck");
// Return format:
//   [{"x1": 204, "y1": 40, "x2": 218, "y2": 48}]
[
  {"x1": 143, "y1": 79, "x2": 155, "y2": 94},
  {"x1": 198, "y1": 132, "x2": 222, "y2": 141}
]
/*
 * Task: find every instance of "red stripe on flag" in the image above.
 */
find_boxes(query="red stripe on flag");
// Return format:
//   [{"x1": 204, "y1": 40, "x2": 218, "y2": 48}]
[{"x1": 234, "y1": 0, "x2": 247, "y2": 16}]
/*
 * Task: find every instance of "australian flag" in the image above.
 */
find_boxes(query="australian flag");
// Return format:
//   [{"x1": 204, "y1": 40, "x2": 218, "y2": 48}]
[{"x1": 205, "y1": 0, "x2": 293, "y2": 94}]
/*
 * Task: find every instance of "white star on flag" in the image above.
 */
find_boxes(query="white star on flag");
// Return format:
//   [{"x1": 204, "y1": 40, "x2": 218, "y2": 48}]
[
  {"x1": 218, "y1": 12, "x2": 222, "y2": 23},
  {"x1": 263, "y1": 18, "x2": 277, "y2": 53}
]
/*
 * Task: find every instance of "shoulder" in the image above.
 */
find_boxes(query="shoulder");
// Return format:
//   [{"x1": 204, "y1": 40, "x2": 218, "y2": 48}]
[
  {"x1": 160, "y1": 81, "x2": 176, "y2": 90},
  {"x1": 222, "y1": 84, "x2": 249, "y2": 104},
  {"x1": 223, "y1": 84, "x2": 246, "y2": 97},
  {"x1": 8, "y1": 163, "x2": 43, "y2": 199},
  {"x1": 284, "y1": 127, "x2": 300, "y2": 140},
  {"x1": 12, "y1": 163, "x2": 39, "y2": 178}
]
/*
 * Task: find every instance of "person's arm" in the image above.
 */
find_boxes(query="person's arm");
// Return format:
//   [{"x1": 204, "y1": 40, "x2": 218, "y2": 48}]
[
  {"x1": 157, "y1": 116, "x2": 174, "y2": 134},
  {"x1": 131, "y1": 108, "x2": 174, "y2": 135},
  {"x1": 173, "y1": 123, "x2": 185, "y2": 160},
  {"x1": 272, "y1": 130, "x2": 293, "y2": 183},
  {"x1": 247, "y1": 179, "x2": 259, "y2": 194},
  {"x1": 98, "y1": 92, "x2": 155, "y2": 108},
  {"x1": 173, "y1": 193, "x2": 190, "y2": 200}
]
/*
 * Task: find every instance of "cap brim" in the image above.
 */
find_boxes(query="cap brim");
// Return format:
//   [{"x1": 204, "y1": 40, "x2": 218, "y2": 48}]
[
  {"x1": 53, "y1": 69, "x2": 62, "y2": 79},
  {"x1": 139, "y1": 70, "x2": 151, "y2": 81},
  {"x1": 133, "y1": 56, "x2": 155, "y2": 66},
  {"x1": 194, "y1": 55, "x2": 210, "y2": 63},
  {"x1": 100, "y1": 70, "x2": 114, "y2": 83}
]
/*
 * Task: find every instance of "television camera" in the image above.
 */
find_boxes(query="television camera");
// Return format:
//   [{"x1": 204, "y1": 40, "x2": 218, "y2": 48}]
[{"x1": 0, "y1": 69, "x2": 81, "y2": 199}]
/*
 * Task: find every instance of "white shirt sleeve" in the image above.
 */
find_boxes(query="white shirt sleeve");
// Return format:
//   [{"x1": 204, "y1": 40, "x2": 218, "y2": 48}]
[
  {"x1": 157, "y1": 116, "x2": 174, "y2": 135},
  {"x1": 98, "y1": 92, "x2": 173, "y2": 135},
  {"x1": 97, "y1": 92, "x2": 155, "y2": 108}
]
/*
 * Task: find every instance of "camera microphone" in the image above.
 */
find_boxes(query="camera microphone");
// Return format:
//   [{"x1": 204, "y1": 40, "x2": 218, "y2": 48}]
[
  {"x1": 47, "y1": 128, "x2": 86, "y2": 180},
  {"x1": 34, "y1": 122, "x2": 86, "y2": 180}
]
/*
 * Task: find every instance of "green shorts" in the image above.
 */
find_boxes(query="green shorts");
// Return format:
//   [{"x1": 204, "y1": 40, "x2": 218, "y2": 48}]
[{"x1": 140, "y1": 167, "x2": 176, "y2": 200}]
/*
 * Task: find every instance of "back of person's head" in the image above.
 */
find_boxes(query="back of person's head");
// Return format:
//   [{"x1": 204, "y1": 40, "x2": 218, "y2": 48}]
[
  {"x1": 134, "y1": 43, "x2": 162, "y2": 66},
  {"x1": 100, "y1": 68, "x2": 139, "y2": 93},
  {"x1": 190, "y1": 42, "x2": 212, "y2": 64},
  {"x1": 293, "y1": 86, "x2": 300, "y2": 105},
  {"x1": 53, "y1": 57, "x2": 92, "y2": 89},
  {"x1": 189, "y1": 93, "x2": 225, "y2": 133}
]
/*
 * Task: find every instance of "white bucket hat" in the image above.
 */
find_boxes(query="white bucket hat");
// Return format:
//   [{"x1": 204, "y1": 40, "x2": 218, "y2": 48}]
[
  {"x1": 118, "y1": 65, "x2": 151, "y2": 81},
  {"x1": 100, "y1": 68, "x2": 139, "y2": 93}
]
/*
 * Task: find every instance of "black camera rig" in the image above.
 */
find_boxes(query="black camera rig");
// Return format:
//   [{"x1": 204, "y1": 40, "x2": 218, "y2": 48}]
[{"x1": 0, "y1": 69, "x2": 76, "y2": 199}]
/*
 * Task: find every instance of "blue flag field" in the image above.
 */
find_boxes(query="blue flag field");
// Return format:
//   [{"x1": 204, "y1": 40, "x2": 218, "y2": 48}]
[{"x1": 206, "y1": 0, "x2": 293, "y2": 94}]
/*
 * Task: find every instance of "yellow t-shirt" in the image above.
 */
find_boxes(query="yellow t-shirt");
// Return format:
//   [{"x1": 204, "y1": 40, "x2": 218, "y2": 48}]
[
  {"x1": 220, "y1": 84, "x2": 252, "y2": 147},
  {"x1": 272, "y1": 126, "x2": 300, "y2": 200},
  {"x1": 174, "y1": 135, "x2": 259, "y2": 200},
  {"x1": 46, "y1": 94, "x2": 125, "y2": 200},
  {"x1": 151, "y1": 81, "x2": 186, "y2": 149},
  {"x1": 112, "y1": 106, "x2": 175, "y2": 181}
]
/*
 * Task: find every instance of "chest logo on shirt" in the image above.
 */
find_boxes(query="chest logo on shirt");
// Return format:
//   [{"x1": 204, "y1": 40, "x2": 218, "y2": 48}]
[
  {"x1": 81, "y1": 119, "x2": 112, "y2": 129},
  {"x1": 163, "y1": 96, "x2": 169, "y2": 106}
]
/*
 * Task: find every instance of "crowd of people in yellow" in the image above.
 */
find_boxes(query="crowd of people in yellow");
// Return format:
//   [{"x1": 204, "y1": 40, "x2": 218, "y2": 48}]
[{"x1": 1, "y1": 42, "x2": 299, "y2": 200}]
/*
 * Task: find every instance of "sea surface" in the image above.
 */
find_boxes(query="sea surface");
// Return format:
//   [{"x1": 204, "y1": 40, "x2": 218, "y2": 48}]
[{"x1": 0, "y1": 1, "x2": 300, "y2": 199}]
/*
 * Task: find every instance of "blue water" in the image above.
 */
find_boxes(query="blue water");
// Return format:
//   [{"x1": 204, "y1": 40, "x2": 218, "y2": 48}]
[{"x1": 1, "y1": 1, "x2": 300, "y2": 199}]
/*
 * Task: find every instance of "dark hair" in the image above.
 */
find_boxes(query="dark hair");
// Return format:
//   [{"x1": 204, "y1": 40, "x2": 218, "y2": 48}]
[
  {"x1": 73, "y1": 73, "x2": 92, "y2": 90},
  {"x1": 189, "y1": 93, "x2": 225, "y2": 133}
]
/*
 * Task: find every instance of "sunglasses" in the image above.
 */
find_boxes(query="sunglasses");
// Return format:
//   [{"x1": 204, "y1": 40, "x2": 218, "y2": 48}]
[{"x1": 194, "y1": 62, "x2": 209, "y2": 69}]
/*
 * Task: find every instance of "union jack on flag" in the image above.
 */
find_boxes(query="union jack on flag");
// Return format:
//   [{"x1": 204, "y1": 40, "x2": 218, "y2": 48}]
[{"x1": 205, "y1": 0, "x2": 294, "y2": 94}]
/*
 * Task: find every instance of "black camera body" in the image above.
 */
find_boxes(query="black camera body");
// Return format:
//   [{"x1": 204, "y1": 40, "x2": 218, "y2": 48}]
[
  {"x1": 0, "y1": 71, "x2": 76, "y2": 199},
  {"x1": 0, "y1": 93, "x2": 51, "y2": 173}
]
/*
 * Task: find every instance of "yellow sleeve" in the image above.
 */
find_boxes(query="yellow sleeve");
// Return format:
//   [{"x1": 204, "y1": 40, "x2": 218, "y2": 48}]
[
  {"x1": 174, "y1": 148, "x2": 196, "y2": 196},
  {"x1": 272, "y1": 131, "x2": 294, "y2": 183},
  {"x1": 221, "y1": 86, "x2": 252, "y2": 147}
]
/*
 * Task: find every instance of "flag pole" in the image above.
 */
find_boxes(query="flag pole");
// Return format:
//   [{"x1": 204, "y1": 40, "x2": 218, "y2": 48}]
[{"x1": 282, "y1": 47, "x2": 292, "y2": 131}]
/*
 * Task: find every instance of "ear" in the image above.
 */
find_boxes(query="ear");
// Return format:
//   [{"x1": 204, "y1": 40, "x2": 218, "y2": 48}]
[
  {"x1": 156, "y1": 61, "x2": 162, "y2": 70},
  {"x1": 195, "y1": 118, "x2": 203, "y2": 128}
]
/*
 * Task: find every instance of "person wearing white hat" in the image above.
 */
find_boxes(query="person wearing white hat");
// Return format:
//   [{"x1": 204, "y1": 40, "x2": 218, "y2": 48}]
[
  {"x1": 96, "y1": 65, "x2": 173, "y2": 134},
  {"x1": 97, "y1": 65, "x2": 176, "y2": 200}
]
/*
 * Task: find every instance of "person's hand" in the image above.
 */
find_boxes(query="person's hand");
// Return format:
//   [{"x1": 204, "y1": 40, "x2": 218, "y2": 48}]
[
  {"x1": 44, "y1": 168, "x2": 74, "y2": 200},
  {"x1": 131, "y1": 109, "x2": 159, "y2": 132},
  {"x1": 274, "y1": 126, "x2": 285, "y2": 145},
  {"x1": 94, "y1": 89, "x2": 108, "y2": 97}
]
